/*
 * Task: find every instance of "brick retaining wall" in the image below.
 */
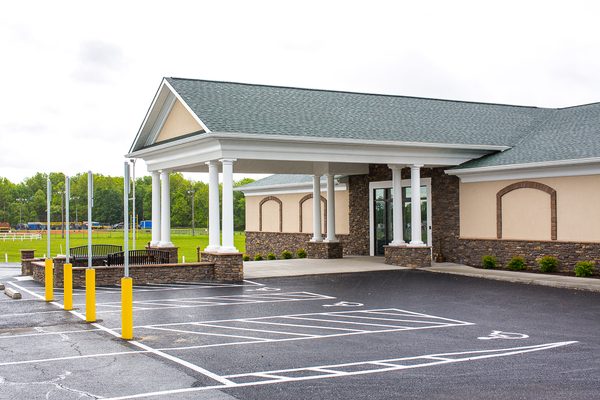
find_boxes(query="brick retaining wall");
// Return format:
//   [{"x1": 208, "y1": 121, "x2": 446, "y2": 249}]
[{"x1": 32, "y1": 261, "x2": 215, "y2": 288}]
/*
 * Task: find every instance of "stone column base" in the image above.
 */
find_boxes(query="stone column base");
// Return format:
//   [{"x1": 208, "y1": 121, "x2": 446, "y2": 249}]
[
  {"x1": 307, "y1": 241, "x2": 343, "y2": 259},
  {"x1": 384, "y1": 245, "x2": 432, "y2": 268},
  {"x1": 148, "y1": 246, "x2": 179, "y2": 264},
  {"x1": 200, "y1": 251, "x2": 244, "y2": 282}
]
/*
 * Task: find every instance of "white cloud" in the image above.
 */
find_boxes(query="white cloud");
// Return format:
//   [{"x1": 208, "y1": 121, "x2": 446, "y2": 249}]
[{"x1": 1, "y1": 0, "x2": 599, "y2": 183}]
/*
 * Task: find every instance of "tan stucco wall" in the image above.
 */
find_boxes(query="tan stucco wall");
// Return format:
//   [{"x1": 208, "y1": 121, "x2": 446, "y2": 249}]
[
  {"x1": 156, "y1": 99, "x2": 202, "y2": 143},
  {"x1": 460, "y1": 175, "x2": 600, "y2": 242},
  {"x1": 245, "y1": 190, "x2": 349, "y2": 234}
]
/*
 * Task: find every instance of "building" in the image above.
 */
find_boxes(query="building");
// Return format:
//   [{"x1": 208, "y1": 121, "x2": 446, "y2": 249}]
[{"x1": 128, "y1": 77, "x2": 600, "y2": 271}]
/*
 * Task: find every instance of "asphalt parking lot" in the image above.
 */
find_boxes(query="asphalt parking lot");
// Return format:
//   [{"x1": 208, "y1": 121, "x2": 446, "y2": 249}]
[{"x1": 1, "y1": 269, "x2": 599, "y2": 399}]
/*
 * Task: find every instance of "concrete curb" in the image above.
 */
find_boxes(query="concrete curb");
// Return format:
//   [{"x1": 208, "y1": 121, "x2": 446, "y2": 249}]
[{"x1": 4, "y1": 287, "x2": 22, "y2": 299}]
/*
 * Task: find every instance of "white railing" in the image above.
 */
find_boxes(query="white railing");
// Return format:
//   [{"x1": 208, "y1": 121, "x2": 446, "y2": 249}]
[{"x1": 0, "y1": 232, "x2": 43, "y2": 241}]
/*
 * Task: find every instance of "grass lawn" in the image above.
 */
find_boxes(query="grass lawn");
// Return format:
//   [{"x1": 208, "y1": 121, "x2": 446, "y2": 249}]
[{"x1": 0, "y1": 231, "x2": 246, "y2": 263}]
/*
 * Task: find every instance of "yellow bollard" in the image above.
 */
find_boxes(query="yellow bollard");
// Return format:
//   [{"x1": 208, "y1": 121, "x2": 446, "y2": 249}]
[
  {"x1": 63, "y1": 263, "x2": 73, "y2": 310},
  {"x1": 121, "y1": 277, "x2": 133, "y2": 340},
  {"x1": 85, "y1": 268, "x2": 96, "y2": 322},
  {"x1": 44, "y1": 259, "x2": 54, "y2": 302}
]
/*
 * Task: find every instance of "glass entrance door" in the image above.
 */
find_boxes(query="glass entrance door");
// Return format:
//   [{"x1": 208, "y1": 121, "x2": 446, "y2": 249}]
[
  {"x1": 374, "y1": 188, "x2": 393, "y2": 256},
  {"x1": 372, "y1": 185, "x2": 429, "y2": 256}
]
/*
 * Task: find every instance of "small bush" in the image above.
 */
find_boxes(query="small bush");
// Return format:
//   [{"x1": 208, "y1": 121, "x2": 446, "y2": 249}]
[
  {"x1": 267, "y1": 252, "x2": 276, "y2": 260},
  {"x1": 254, "y1": 254, "x2": 264, "y2": 261},
  {"x1": 242, "y1": 255, "x2": 250, "y2": 262},
  {"x1": 481, "y1": 255, "x2": 497, "y2": 269},
  {"x1": 538, "y1": 256, "x2": 558, "y2": 273},
  {"x1": 507, "y1": 256, "x2": 526, "y2": 271},
  {"x1": 574, "y1": 261, "x2": 595, "y2": 277},
  {"x1": 297, "y1": 248, "x2": 307, "y2": 258},
  {"x1": 281, "y1": 250, "x2": 293, "y2": 259}
]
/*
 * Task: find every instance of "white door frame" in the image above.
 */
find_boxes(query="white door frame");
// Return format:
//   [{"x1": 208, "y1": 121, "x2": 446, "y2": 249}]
[{"x1": 369, "y1": 178, "x2": 432, "y2": 256}]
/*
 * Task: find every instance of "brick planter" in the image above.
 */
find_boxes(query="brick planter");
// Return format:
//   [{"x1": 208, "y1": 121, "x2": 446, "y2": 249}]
[
  {"x1": 307, "y1": 241, "x2": 344, "y2": 259},
  {"x1": 384, "y1": 246, "x2": 432, "y2": 268}
]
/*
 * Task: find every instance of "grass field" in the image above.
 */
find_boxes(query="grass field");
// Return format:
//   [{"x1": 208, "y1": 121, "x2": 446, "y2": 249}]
[{"x1": 0, "y1": 231, "x2": 246, "y2": 263}]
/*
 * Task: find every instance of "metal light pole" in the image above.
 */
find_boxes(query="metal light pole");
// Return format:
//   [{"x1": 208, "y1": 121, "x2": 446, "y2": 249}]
[
  {"x1": 130, "y1": 158, "x2": 136, "y2": 249},
  {"x1": 187, "y1": 189, "x2": 196, "y2": 236}
]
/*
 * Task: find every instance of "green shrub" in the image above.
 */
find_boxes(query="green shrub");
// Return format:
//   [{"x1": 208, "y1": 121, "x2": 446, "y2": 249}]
[
  {"x1": 481, "y1": 255, "x2": 497, "y2": 269},
  {"x1": 254, "y1": 254, "x2": 264, "y2": 261},
  {"x1": 242, "y1": 255, "x2": 250, "y2": 262},
  {"x1": 507, "y1": 256, "x2": 526, "y2": 271},
  {"x1": 297, "y1": 248, "x2": 307, "y2": 259},
  {"x1": 574, "y1": 261, "x2": 595, "y2": 277},
  {"x1": 537, "y1": 256, "x2": 558, "y2": 273},
  {"x1": 267, "y1": 252, "x2": 276, "y2": 260},
  {"x1": 281, "y1": 250, "x2": 293, "y2": 259}
]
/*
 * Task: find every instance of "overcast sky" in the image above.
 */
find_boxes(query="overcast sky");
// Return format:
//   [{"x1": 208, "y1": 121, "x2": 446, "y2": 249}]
[{"x1": 1, "y1": 0, "x2": 599, "y2": 183}]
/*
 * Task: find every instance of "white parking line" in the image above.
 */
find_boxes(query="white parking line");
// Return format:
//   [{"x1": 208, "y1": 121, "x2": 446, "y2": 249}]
[
  {"x1": 7, "y1": 281, "x2": 232, "y2": 386},
  {"x1": 90, "y1": 291, "x2": 334, "y2": 313},
  {"x1": 141, "y1": 308, "x2": 473, "y2": 351},
  {"x1": 103, "y1": 341, "x2": 578, "y2": 400}
]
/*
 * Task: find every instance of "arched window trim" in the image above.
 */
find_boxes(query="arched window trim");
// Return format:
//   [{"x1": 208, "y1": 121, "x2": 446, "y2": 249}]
[
  {"x1": 298, "y1": 193, "x2": 327, "y2": 234},
  {"x1": 496, "y1": 181, "x2": 557, "y2": 240},
  {"x1": 259, "y1": 196, "x2": 283, "y2": 232}
]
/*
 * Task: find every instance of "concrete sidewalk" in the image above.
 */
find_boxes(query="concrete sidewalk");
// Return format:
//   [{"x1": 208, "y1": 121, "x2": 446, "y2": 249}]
[{"x1": 244, "y1": 256, "x2": 600, "y2": 292}]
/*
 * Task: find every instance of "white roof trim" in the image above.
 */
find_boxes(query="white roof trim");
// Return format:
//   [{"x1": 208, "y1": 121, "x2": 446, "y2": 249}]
[
  {"x1": 208, "y1": 131, "x2": 511, "y2": 152},
  {"x1": 163, "y1": 79, "x2": 211, "y2": 133},
  {"x1": 446, "y1": 157, "x2": 600, "y2": 182}
]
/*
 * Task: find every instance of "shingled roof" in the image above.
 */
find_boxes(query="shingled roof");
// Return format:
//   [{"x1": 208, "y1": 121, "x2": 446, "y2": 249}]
[
  {"x1": 165, "y1": 77, "x2": 547, "y2": 148},
  {"x1": 135, "y1": 78, "x2": 600, "y2": 170}
]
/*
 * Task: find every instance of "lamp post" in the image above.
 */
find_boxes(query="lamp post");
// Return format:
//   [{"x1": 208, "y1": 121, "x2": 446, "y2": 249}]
[
  {"x1": 130, "y1": 158, "x2": 136, "y2": 249},
  {"x1": 187, "y1": 188, "x2": 196, "y2": 236}
]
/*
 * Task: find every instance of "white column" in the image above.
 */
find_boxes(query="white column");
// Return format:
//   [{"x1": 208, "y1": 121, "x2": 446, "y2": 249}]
[
  {"x1": 310, "y1": 175, "x2": 323, "y2": 242},
  {"x1": 409, "y1": 164, "x2": 425, "y2": 246},
  {"x1": 389, "y1": 165, "x2": 405, "y2": 246},
  {"x1": 205, "y1": 160, "x2": 221, "y2": 251},
  {"x1": 324, "y1": 173, "x2": 337, "y2": 242},
  {"x1": 220, "y1": 159, "x2": 237, "y2": 252},
  {"x1": 150, "y1": 171, "x2": 161, "y2": 246},
  {"x1": 158, "y1": 170, "x2": 173, "y2": 247}
]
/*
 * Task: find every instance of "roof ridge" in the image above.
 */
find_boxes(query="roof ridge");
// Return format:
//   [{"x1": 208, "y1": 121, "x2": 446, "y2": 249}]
[{"x1": 166, "y1": 77, "x2": 548, "y2": 110}]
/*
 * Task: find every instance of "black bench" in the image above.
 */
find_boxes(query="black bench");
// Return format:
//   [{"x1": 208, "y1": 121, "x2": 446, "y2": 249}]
[
  {"x1": 70, "y1": 244, "x2": 123, "y2": 266},
  {"x1": 105, "y1": 249, "x2": 170, "y2": 266}
]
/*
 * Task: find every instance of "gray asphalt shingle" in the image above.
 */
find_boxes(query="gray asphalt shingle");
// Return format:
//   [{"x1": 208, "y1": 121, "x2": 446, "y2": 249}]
[{"x1": 160, "y1": 77, "x2": 600, "y2": 170}]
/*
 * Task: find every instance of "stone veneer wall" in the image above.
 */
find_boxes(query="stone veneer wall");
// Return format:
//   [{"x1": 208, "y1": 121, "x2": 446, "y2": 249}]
[
  {"x1": 245, "y1": 231, "x2": 351, "y2": 257},
  {"x1": 452, "y1": 238, "x2": 600, "y2": 272},
  {"x1": 32, "y1": 260, "x2": 214, "y2": 288}
]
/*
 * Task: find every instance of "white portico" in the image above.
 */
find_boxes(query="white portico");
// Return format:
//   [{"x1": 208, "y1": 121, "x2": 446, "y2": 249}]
[{"x1": 127, "y1": 77, "x2": 508, "y2": 262}]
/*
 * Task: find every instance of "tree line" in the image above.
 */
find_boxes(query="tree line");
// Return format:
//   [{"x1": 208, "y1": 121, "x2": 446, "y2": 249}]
[{"x1": 0, "y1": 172, "x2": 254, "y2": 231}]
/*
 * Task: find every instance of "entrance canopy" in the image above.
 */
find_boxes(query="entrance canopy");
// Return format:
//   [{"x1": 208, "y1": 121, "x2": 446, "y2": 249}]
[{"x1": 126, "y1": 77, "x2": 521, "y2": 175}]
